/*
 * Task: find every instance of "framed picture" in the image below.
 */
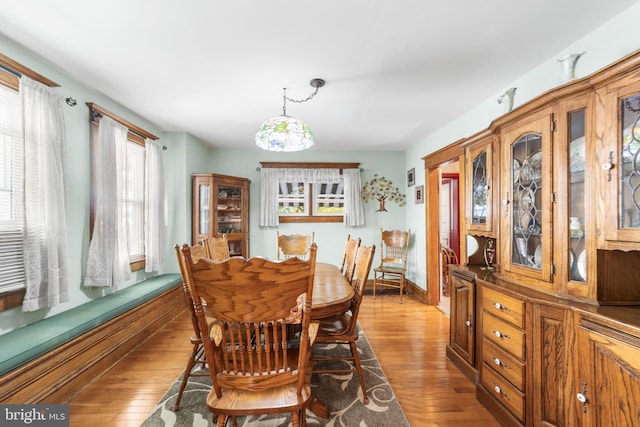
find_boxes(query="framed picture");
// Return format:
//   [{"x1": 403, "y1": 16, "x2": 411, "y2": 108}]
[
  {"x1": 407, "y1": 168, "x2": 415, "y2": 187},
  {"x1": 415, "y1": 185, "x2": 424, "y2": 204}
]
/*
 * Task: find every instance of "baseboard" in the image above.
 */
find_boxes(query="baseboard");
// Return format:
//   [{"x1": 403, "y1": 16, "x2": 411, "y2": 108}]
[
  {"x1": 364, "y1": 278, "x2": 427, "y2": 302},
  {"x1": 0, "y1": 285, "x2": 184, "y2": 403}
]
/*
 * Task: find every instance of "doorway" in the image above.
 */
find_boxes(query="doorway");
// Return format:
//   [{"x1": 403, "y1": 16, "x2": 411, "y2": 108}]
[
  {"x1": 438, "y1": 166, "x2": 460, "y2": 316},
  {"x1": 424, "y1": 143, "x2": 465, "y2": 306}
]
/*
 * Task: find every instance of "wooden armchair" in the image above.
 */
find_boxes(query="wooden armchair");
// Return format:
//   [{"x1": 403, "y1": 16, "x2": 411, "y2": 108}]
[
  {"x1": 314, "y1": 244, "x2": 376, "y2": 404},
  {"x1": 373, "y1": 229, "x2": 410, "y2": 303},
  {"x1": 340, "y1": 234, "x2": 361, "y2": 284},
  {"x1": 277, "y1": 231, "x2": 315, "y2": 260},
  {"x1": 203, "y1": 234, "x2": 231, "y2": 261},
  {"x1": 181, "y1": 243, "x2": 319, "y2": 427},
  {"x1": 173, "y1": 243, "x2": 212, "y2": 411}
]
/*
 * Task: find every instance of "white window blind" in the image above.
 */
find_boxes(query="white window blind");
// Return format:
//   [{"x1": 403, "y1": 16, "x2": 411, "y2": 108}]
[{"x1": 0, "y1": 82, "x2": 25, "y2": 292}]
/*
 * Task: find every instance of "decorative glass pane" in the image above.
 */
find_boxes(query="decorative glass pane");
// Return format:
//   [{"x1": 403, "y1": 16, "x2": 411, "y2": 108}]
[
  {"x1": 568, "y1": 109, "x2": 586, "y2": 282},
  {"x1": 471, "y1": 151, "x2": 487, "y2": 225},
  {"x1": 199, "y1": 184, "x2": 210, "y2": 235},
  {"x1": 620, "y1": 94, "x2": 640, "y2": 228},
  {"x1": 512, "y1": 132, "x2": 542, "y2": 269},
  {"x1": 218, "y1": 185, "x2": 243, "y2": 233}
]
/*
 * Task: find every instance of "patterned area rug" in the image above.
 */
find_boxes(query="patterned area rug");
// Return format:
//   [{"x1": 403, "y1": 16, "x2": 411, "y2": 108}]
[{"x1": 141, "y1": 328, "x2": 409, "y2": 427}]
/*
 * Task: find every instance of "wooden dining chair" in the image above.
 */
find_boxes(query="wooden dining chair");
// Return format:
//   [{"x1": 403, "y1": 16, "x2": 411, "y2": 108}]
[
  {"x1": 181, "y1": 243, "x2": 319, "y2": 427},
  {"x1": 373, "y1": 229, "x2": 410, "y2": 303},
  {"x1": 173, "y1": 243, "x2": 212, "y2": 411},
  {"x1": 277, "y1": 231, "x2": 315, "y2": 260},
  {"x1": 313, "y1": 244, "x2": 376, "y2": 404},
  {"x1": 203, "y1": 234, "x2": 231, "y2": 261},
  {"x1": 440, "y1": 244, "x2": 459, "y2": 297},
  {"x1": 340, "y1": 234, "x2": 361, "y2": 284}
]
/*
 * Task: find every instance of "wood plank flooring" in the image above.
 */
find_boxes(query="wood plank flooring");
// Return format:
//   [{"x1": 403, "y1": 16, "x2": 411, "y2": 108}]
[{"x1": 68, "y1": 294, "x2": 500, "y2": 426}]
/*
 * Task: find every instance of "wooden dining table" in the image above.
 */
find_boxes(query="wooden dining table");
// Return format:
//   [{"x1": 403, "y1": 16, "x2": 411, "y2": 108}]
[{"x1": 311, "y1": 262, "x2": 354, "y2": 320}]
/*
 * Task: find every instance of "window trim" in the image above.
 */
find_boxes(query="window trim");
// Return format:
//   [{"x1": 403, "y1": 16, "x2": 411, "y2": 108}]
[{"x1": 261, "y1": 162, "x2": 359, "y2": 223}]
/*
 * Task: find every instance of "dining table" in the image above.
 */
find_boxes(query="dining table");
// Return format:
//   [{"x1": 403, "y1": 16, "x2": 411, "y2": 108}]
[{"x1": 311, "y1": 262, "x2": 354, "y2": 320}]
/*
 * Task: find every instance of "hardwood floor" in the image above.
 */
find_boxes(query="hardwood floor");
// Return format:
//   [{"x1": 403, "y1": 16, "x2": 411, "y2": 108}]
[{"x1": 68, "y1": 294, "x2": 500, "y2": 426}]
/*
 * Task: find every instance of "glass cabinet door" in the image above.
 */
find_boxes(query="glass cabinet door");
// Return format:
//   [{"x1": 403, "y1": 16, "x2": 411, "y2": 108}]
[
  {"x1": 500, "y1": 111, "x2": 553, "y2": 286},
  {"x1": 215, "y1": 184, "x2": 244, "y2": 235},
  {"x1": 467, "y1": 139, "x2": 494, "y2": 234},
  {"x1": 192, "y1": 175, "x2": 213, "y2": 244},
  {"x1": 600, "y1": 81, "x2": 640, "y2": 246},
  {"x1": 567, "y1": 109, "x2": 587, "y2": 285}
]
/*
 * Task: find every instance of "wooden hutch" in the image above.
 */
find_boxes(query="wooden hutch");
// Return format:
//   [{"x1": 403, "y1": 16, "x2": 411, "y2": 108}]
[
  {"x1": 192, "y1": 173, "x2": 250, "y2": 258},
  {"x1": 444, "y1": 50, "x2": 640, "y2": 426}
]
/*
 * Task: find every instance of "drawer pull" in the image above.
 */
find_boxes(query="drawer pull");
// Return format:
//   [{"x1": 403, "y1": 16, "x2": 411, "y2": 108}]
[
  {"x1": 493, "y1": 330, "x2": 510, "y2": 339},
  {"x1": 576, "y1": 393, "x2": 587, "y2": 403},
  {"x1": 493, "y1": 356, "x2": 509, "y2": 368},
  {"x1": 492, "y1": 382, "x2": 511, "y2": 401},
  {"x1": 492, "y1": 301, "x2": 510, "y2": 311},
  {"x1": 465, "y1": 320, "x2": 472, "y2": 327}
]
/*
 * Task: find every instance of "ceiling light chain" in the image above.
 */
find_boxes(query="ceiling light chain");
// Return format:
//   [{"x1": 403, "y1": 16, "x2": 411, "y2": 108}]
[{"x1": 282, "y1": 78, "x2": 325, "y2": 116}]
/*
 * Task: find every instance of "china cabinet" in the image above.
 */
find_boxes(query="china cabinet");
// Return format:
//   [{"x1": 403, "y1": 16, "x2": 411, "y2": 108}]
[
  {"x1": 443, "y1": 50, "x2": 640, "y2": 427},
  {"x1": 192, "y1": 173, "x2": 250, "y2": 257}
]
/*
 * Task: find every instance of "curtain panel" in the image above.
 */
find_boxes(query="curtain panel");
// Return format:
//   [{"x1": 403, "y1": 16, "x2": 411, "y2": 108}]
[
  {"x1": 83, "y1": 116, "x2": 131, "y2": 288},
  {"x1": 259, "y1": 168, "x2": 364, "y2": 227},
  {"x1": 144, "y1": 138, "x2": 164, "y2": 272},
  {"x1": 20, "y1": 76, "x2": 70, "y2": 311}
]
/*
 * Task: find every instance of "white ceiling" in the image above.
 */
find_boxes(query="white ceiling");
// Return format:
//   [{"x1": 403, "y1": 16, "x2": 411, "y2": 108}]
[{"x1": 0, "y1": 1, "x2": 637, "y2": 151}]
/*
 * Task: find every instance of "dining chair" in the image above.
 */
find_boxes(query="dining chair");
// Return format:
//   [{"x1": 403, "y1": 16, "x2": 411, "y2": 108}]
[
  {"x1": 313, "y1": 244, "x2": 376, "y2": 404},
  {"x1": 440, "y1": 244, "x2": 459, "y2": 297},
  {"x1": 173, "y1": 243, "x2": 212, "y2": 411},
  {"x1": 277, "y1": 231, "x2": 315, "y2": 260},
  {"x1": 181, "y1": 243, "x2": 319, "y2": 427},
  {"x1": 340, "y1": 234, "x2": 361, "y2": 284},
  {"x1": 372, "y1": 229, "x2": 410, "y2": 303},
  {"x1": 203, "y1": 234, "x2": 231, "y2": 261}
]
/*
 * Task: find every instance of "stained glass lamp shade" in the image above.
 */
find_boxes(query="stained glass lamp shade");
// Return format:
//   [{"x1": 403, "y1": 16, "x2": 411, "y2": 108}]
[{"x1": 255, "y1": 115, "x2": 314, "y2": 152}]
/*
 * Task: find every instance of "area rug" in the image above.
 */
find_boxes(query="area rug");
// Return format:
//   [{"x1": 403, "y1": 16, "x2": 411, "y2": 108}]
[{"x1": 141, "y1": 328, "x2": 410, "y2": 427}]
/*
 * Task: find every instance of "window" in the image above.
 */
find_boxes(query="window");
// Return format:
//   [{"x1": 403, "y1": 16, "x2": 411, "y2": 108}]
[
  {"x1": 88, "y1": 103, "x2": 160, "y2": 273},
  {"x1": 260, "y1": 162, "x2": 362, "y2": 225},
  {"x1": 0, "y1": 72, "x2": 24, "y2": 295},
  {"x1": 278, "y1": 182, "x2": 345, "y2": 218}
]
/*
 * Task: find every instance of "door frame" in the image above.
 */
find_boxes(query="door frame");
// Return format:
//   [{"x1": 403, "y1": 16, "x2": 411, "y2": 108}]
[{"x1": 424, "y1": 143, "x2": 465, "y2": 306}]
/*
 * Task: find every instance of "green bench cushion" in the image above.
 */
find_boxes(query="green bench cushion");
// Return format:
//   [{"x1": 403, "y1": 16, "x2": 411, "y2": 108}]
[{"x1": 0, "y1": 273, "x2": 181, "y2": 376}]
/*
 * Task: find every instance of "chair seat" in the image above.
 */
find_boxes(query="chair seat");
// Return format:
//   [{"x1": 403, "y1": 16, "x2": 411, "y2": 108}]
[
  {"x1": 374, "y1": 265, "x2": 405, "y2": 275},
  {"x1": 316, "y1": 312, "x2": 354, "y2": 337},
  {"x1": 207, "y1": 383, "x2": 312, "y2": 414}
]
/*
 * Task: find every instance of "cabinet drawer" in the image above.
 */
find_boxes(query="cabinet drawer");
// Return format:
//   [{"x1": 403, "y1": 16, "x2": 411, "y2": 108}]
[
  {"x1": 482, "y1": 287, "x2": 525, "y2": 328},
  {"x1": 482, "y1": 339, "x2": 525, "y2": 390},
  {"x1": 482, "y1": 363, "x2": 525, "y2": 422},
  {"x1": 483, "y1": 312, "x2": 525, "y2": 359}
]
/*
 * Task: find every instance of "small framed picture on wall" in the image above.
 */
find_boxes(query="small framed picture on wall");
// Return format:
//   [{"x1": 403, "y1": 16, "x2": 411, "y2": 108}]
[
  {"x1": 415, "y1": 185, "x2": 424, "y2": 204},
  {"x1": 407, "y1": 168, "x2": 415, "y2": 187}
]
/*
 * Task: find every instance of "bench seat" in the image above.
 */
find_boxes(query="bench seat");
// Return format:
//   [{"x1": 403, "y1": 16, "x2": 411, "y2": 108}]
[{"x1": 0, "y1": 273, "x2": 184, "y2": 403}]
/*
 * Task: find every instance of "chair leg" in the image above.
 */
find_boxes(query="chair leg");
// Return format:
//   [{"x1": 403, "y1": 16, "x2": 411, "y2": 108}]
[
  {"x1": 350, "y1": 340, "x2": 369, "y2": 404},
  {"x1": 373, "y1": 274, "x2": 377, "y2": 299},
  {"x1": 291, "y1": 410, "x2": 300, "y2": 427},
  {"x1": 399, "y1": 275, "x2": 404, "y2": 304},
  {"x1": 173, "y1": 342, "x2": 201, "y2": 411}
]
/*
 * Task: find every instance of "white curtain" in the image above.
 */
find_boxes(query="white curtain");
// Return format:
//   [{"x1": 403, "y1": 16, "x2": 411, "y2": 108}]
[
  {"x1": 259, "y1": 168, "x2": 364, "y2": 227},
  {"x1": 343, "y1": 168, "x2": 365, "y2": 227},
  {"x1": 83, "y1": 116, "x2": 131, "y2": 288},
  {"x1": 20, "y1": 76, "x2": 70, "y2": 311},
  {"x1": 144, "y1": 139, "x2": 164, "y2": 272}
]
